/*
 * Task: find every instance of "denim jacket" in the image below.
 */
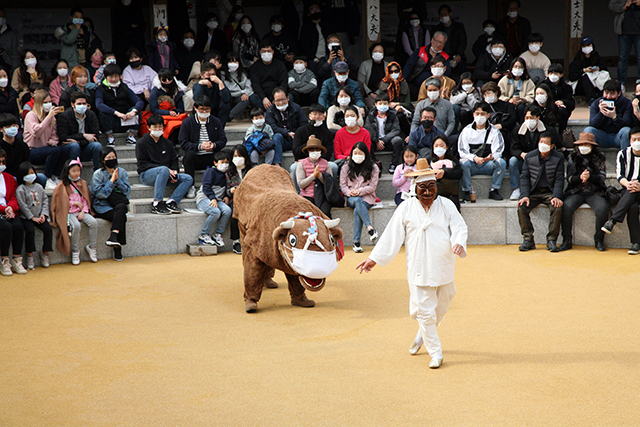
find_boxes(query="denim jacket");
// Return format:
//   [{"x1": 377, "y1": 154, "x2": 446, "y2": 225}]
[{"x1": 90, "y1": 167, "x2": 131, "y2": 214}]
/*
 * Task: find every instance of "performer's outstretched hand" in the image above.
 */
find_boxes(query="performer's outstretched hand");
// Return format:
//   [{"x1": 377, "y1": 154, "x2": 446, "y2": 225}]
[
  {"x1": 452, "y1": 244, "x2": 466, "y2": 258},
  {"x1": 356, "y1": 258, "x2": 377, "y2": 274}
]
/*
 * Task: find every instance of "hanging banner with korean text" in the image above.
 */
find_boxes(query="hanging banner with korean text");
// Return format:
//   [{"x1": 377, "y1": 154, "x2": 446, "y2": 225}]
[
  {"x1": 570, "y1": 0, "x2": 584, "y2": 38},
  {"x1": 367, "y1": 0, "x2": 380, "y2": 41}
]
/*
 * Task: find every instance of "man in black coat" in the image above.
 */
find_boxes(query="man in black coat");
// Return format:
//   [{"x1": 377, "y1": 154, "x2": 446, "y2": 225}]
[
  {"x1": 56, "y1": 91, "x2": 103, "y2": 169},
  {"x1": 517, "y1": 130, "x2": 564, "y2": 252},
  {"x1": 265, "y1": 87, "x2": 307, "y2": 167},
  {"x1": 495, "y1": 0, "x2": 531, "y2": 55},
  {"x1": 542, "y1": 63, "x2": 576, "y2": 133}
]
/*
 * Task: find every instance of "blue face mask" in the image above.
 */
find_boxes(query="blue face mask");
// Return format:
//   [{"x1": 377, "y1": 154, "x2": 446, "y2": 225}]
[
  {"x1": 72, "y1": 18, "x2": 84, "y2": 25},
  {"x1": 69, "y1": 175, "x2": 81, "y2": 182},
  {"x1": 24, "y1": 173, "x2": 37, "y2": 184},
  {"x1": 376, "y1": 104, "x2": 389, "y2": 113},
  {"x1": 75, "y1": 104, "x2": 88, "y2": 115},
  {"x1": 3, "y1": 126, "x2": 19, "y2": 138}
]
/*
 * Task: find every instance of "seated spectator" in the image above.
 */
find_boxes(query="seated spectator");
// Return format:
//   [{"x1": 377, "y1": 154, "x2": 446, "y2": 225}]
[
  {"x1": 315, "y1": 33, "x2": 359, "y2": 83},
  {"x1": 224, "y1": 5, "x2": 245, "y2": 47},
  {"x1": 231, "y1": 15, "x2": 260, "y2": 69},
  {"x1": 122, "y1": 48, "x2": 157, "y2": 107},
  {"x1": 400, "y1": 13, "x2": 430, "y2": 62},
  {"x1": 223, "y1": 52, "x2": 262, "y2": 121},
  {"x1": 0, "y1": 7, "x2": 19, "y2": 71},
  {"x1": 184, "y1": 51, "x2": 224, "y2": 111},
  {"x1": 474, "y1": 38, "x2": 512, "y2": 86},
  {"x1": 411, "y1": 78, "x2": 455, "y2": 137},
  {"x1": 358, "y1": 43, "x2": 388, "y2": 108},
  {"x1": 93, "y1": 52, "x2": 117, "y2": 84},
  {"x1": 178, "y1": 95, "x2": 227, "y2": 197},
  {"x1": 58, "y1": 7, "x2": 91, "y2": 69},
  {"x1": 49, "y1": 59, "x2": 71, "y2": 105},
  {"x1": 0, "y1": 113, "x2": 30, "y2": 180},
  {"x1": 244, "y1": 108, "x2": 276, "y2": 165},
  {"x1": 518, "y1": 33, "x2": 550, "y2": 85},
  {"x1": 543, "y1": 63, "x2": 575, "y2": 133},
  {"x1": 149, "y1": 68, "x2": 186, "y2": 116},
  {"x1": 583, "y1": 79, "x2": 632, "y2": 150},
  {"x1": 532, "y1": 83, "x2": 561, "y2": 132},
  {"x1": 472, "y1": 20, "x2": 497, "y2": 64},
  {"x1": 296, "y1": 137, "x2": 334, "y2": 217},
  {"x1": 19, "y1": 82, "x2": 44, "y2": 121},
  {"x1": 559, "y1": 132, "x2": 608, "y2": 252},
  {"x1": 192, "y1": 62, "x2": 231, "y2": 125},
  {"x1": 364, "y1": 93, "x2": 403, "y2": 171},
  {"x1": 196, "y1": 13, "x2": 228, "y2": 57},
  {"x1": 0, "y1": 65, "x2": 19, "y2": 120},
  {"x1": 458, "y1": 103, "x2": 506, "y2": 201},
  {"x1": 481, "y1": 81, "x2": 517, "y2": 154},
  {"x1": 403, "y1": 31, "x2": 450, "y2": 99},
  {"x1": 175, "y1": 29, "x2": 203, "y2": 84},
  {"x1": 96, "y1": 64, "x2": 143, "y2": 146},
  {"x1": 450, "y1": 72, "x2": 482, "y2": 128},
  {"x1": 86, "y1": 46, "x2": 104, "y2": 82},
  {"x1": 249, "y1": 42, "x2": 288, "y2": 111},
  {"x1": 195, "y1": 150, "x2": 232, "y2": 247},
  {"x1": 262, "y1": 15, "x2": 297, "y2": 69},
  {"x1": 226, "y1": 145, "x2": 255, "y2": 255},
  {"x1": 601, "y1": 127, "x2": 640, "y2": 254},
  {"x1": 90, "y1": 147, "x2": 130, "y2": 261},
  {"x1": 334, "y1": 106, "x2": 372, "y2": 160},
  {"x1": 146, "y1": 26, "x2": 179, "y2": 74},
  {"x1": 59, "y1": 66, "x2": 96, "y2": 111},
  {"x1": 517, "y1": 131, "x2": 564, "y2": 252},
  {"x1": 318, "y1": 61, "x2": 365, "y2": 111},
  {"x1": 432, "y1": 4, "x2": 468, "y2": 75},
  {"x1": 290, "y1": 103, "x2": 337, "y2": 180},
  {"x1": 417, "y1": 55, "x2": 456, "y2": 102},
  {"x1": 0, "y1": 149, "x2": 26, "y2": 276},
  {"x1": 288, "y1": 55, "x2": 320, "y2": 107},
  {"x1": 136, "y1": 114, "x2": 193, "y2": 214},
  {"x1": 568, "y1": 36, "x2": 608, "y2": 105},
  {"x1": 377, "y1": 62, "x2": 412, "y2": 136},
  {"x1": 340, "y1": 142, "x2": 379, "y2": 253},
  {"x1": 407, "y1": 107, "x2": 443, "y2": 160},
  {"x1": 11, "y1": 51, "x2": 45, "y2": 106},
  {"x1": 265, "y1": 87, "x2": 307, "y2": 167},
  {"x1": 498, "y1": 57, "x2": 534, "y2": 123},
  {"x1": 24, "y1": 89, "x2": 73, "y2": 190},
  {"x1": 496, "y1": 0, "x2": 531, "y2": 55},
  {"x1": 392, "y1": 145, "x2": 418, "y2": 205},
  {"x1": 56, "y1": 91, "x2": 102, "y2": 170},
  {"x1": 327, "y1": 86, "x2": 365, "y2": 131},
  {"x1": 431, "y1": 134, "x2": 462, "y2": 210},
  {"x1": 298, "y1": 3, "x2": 331, "y2": 69}
]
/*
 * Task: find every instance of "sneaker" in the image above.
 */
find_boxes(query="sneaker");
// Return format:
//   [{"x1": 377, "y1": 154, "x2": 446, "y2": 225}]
[
  {"x1": 71, "y1": 251, "x2": 80, "y2": 265},
  {"x1": 461, "y1": 190, "x2": 471, "y2": 202},
  {"x1": 509, "y1": 188, "x2": 521, "y2": 200},
  {"x1": 85, "y1": 245, "x2": 98, "y2": 263},
  {"x1": 233, "y1": 241, "x2": 242, "y2": 255},
  {"x1": 107, "y1": 136, "x2": 115, "y2": 146},
  {"x1": 601, "y1": 219, "x2": 615, "y2": 234},
  {"x1": 198, "y1": 233, "x2": 216, "y2": 246},
  {"x1": 388, "y1": 164, "x2": 396, "y2": 174},
  {"x1": 10, "y1": 257, "x2": 28, "y2": 274},
  {"x1": 519, "y1": 240, "x2": 536, "y2": 251},
  {"x1": 45, "y1": 178, "x2": 58, "y2": 190},
  {"x1": 1, "y1": 258, "x2": 12, "y2": 276},
  {"x1": 489, "y1": 188, "x2": 504, "y2": 200},
  {"x1": 26, "y1": 255, "x2": 35, "y2": 270},
  {"x1": 40, "y1": 252, "x2": 50, "y2": 268},
  {"x1": 368, "y1": 228, "x2": 379, "y2": 243},
  {"x1": 105, "y1": 232, "x2": 121, "y2": 247},
  {"x1": 353, "y1": 241, "x2": 363, "y2": 253},
  {"x1": 629, "y1": 243, "x2": 640, "y2": 255},
  {"x1": 126, "y1": 134, "x2": 137, "y2": 145},
  {"x1": 213, "y1": 233, "x2": 225, "y2": 247},
  {"x1": 185, "y1": 186, "x2": 196, "y2": 199},
  {"x1": 113, "y1": 246, "x2": 124, "y2": 261},
  {"x1": 150, "y1": 201, "x2": 172, "y2": 215},
  {"x1": 166, "y1": 200, "x2": 183, "y2": 214}
]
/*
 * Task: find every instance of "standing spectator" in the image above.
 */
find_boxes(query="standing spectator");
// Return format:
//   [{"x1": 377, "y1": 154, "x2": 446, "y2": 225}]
[
  {"x1": 0, "y1": 113, "x2": 30, "y2": 180},
  {"x1": 11, "y1": 51, "x2": 45, "y2": 106},
  {"x1": 432, "y1": 4, "x2": 467, "y2": 75},
  {"x1": 136, "y1": 114, "x2": 193, "y2": 215},
  {"x1": 324, "y1": 0, "x2": 360, "y2": 61},
  {"x1": 450, "y1": 72, "x2": 482, "y2": 128},
  {"x1": 610, "y1": 0, "x2": 640, "y2": 87},
  {"x1": 112, "y1": 0, "x2": 146, "y2": 66},
  {"x1": 222, "y1": 52, "x2": 262, "y2": 121},
  {"x1": 299, "y1": 3, "x2": 330, "y2": 71},
  {"x1": 49, "y1": 60, "x2": 71, "y2": 106},
  {"x1": 56, "y1": 92, "x2": 103, "y2": 170},
  {"x1": 364, "y1": 93, "x2": 403, "y2": 170},
  {"x1": 0, "y1": 8, "x2": 19, "y2": 71},
  {"x1": 568, "y1": 37, "x2": 609, "y2": 105},
  {"x1": 122, "y1": 48, "x2": 157, "y2": 106},
  {"x1": 474, "y1": 38, "x2": 512, "y2": 86},
  {"x1": 392, "y1": 145, "x2": 418, "y2": 205},
  {"x1": 583, "y1": 79, "x2": 633, "y2": 150},
  {"x1": 0, "y1": 149, "x2": 26, "y2": 275},
  {"x1": 265, "y1": 87, "x2": 307, "y2": 167},
  {"x1": 288, "y1": 55, "x2": 320, "y2": 106},
  {"x1": 407, "y1": 107, "x2": 444, "y2": 160},
  {"x1": 316, "y1": 34, "x2": 359, "y2": 82},
  {"x1": 146, "y1": 26, "x2": 180, "y2": 74},
  {"x1": 377, "y1": 62, "x2": 412, "y2": 136},
  {"x1": 59, "y1": 66, "x2": 96, "y2": 111},
  {"x1": 175, "y1": 29, "x2": 203, "y2": 84},
  {"x1": 90, "y1": 147, "x2": 130, "y2": 261},
  {"x1": 403, "y1": 31, "x2": 450, "y2": 99},
  {"x1": 231, "y1": 16, "x2": 260, "y2": 69},
  {"x1": 400, "y1": 13, "x2": 430, "y2": 64},
  {"x1": 279, "y1": 0, "x2": 305, "y2": 40},
  {"x1": 358, "y1": 44, "x2": 389, "y2": 108},
  {"x1": 96, "y1": 64, "x2": 144, "y2": 146},
  {"x1": 496, "y1": 0, "x2": 531, "y2": 55},
  {"x1": 58, "y1": 7, "x2": 91, "y2": 68},
  {"x1": 517, "y1": 131, "x2": 564, "y2": 252},
  {"x1": 224, "y1": 5, "x2": 245, "y2": 46},
  {"x1": 543, "y1": 63, "x2": 576, "y2": 133},
  {"x1": 472, "y1": 20, "x2": 497, "y2": 64},
  {"x1": 326, "y1": 86, "x2": 365, "y2": 131},
  {"x1": 498, "y1": 57, "x2": 535, "y2": 123},
  {"x1": 262, "y1": 15, "x2": 297, "y2": 69},
  {"x1": 519, "y1": 33, "x2": 550, "y2": 84},
  {"x1": 318, "y1": 61, "x2": 364, "y2": 110},
  {"x1": 431, "y1": 134, "x2": 462, "y2": 210},
  {"x1": 296, "y1": 137, "x2": 334, "y2": 217},
  {"x1": 417, "y1": 55, "x2": 456, "y2": 102},
  {"x1": 192, "y1": 62, "x2": 231, "y2": 126},
  {"x1": 0, "y1": 65, "x2": 19, "y2": 120},
  {"x1": 249, "y1": 42, "x2": 289, "y2": 111},
  {"x1": 197, "y1": 13, "x2": 228, "y2": 57},
  {"x1": 411, "y1": 78, "x2": 455, "y2": 137},
  {"x1": 333, "y1": 106, "x2": 372, "y2": 160},
  {"x1": 195, "y1": 150, "x2": 233, "y2": 247}
]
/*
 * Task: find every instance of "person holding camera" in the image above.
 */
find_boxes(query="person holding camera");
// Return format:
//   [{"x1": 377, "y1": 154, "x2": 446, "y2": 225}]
[{"x1": 583, "y1": 79, "x2": 633, "y2": 150}]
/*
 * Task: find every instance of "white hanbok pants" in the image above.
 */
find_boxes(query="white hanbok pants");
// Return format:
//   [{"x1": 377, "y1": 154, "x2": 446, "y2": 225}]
[{"x1": 409, "y1": 282, "x2": 456, "y2": 359}]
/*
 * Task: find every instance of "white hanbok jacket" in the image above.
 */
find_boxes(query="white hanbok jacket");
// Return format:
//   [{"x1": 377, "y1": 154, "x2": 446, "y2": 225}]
[{"x1": 369, "y1": 196, "x2": 468, "y2": 287}]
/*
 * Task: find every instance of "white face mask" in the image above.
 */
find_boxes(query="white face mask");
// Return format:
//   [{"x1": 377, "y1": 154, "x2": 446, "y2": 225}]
[
  {"x1": 440, "y1": 16, "x2": 450, "y2": 24},
  {"x1": 58, "y1": 68, "x2": 69, "y2": 77},
  {"x1": 150, "y1": 130, "x2": 164, "y2": 138},
  {"x1": 462, "y1": 83, "x2": 473, "y2": 92},
  {"x1": 207, "y1": 20, "x2": 218, "y2": 30},
  {"x1": 484, "y1": 95, "x2": 496, "y2": 104},
  {"x1": 217, "y1": 163, "x2": 229, "y2": 172},
  {"x1": 293, "y1": 63, "x2": 306, "y2": 73},
  {"x1": 491, "y1": 47, "x2": 504, "y2": 57},
  {"x1": 309, "y1": 151, "x2": 322, "y2": 161},
  {"x1": 253, "y1": 118, "x2": 265, "y2": 127},
  {"x1": 409, "y1": 19, "x2": 420, "y2": 28},
  {"x1": 110, "y1": 80, "x2": 121, "y2": 88},
  {"x1": 24, "y1": 173, "x2": 37, "y2": 184},
  {"x1": 3, "y1": 126, "x2": 19, "y2": 138},
  {"x1": 228, "y1": 62, "x2": 239, "y2": 72},
  {"x1": 582, "y1": 46, "x2": 593, "y2": 55},
  {"x1": 0, "y1": 165, "x2": 5, "y2": 173},
  {"x1": 433, "y1": 146, "x2": 447, "y2": 157},
  {"x1": 427, "y1": 90, "x2": 440, "y2": 101},
  {"x1": 241, "y1": 24, "x2": 252, "y2": 34},
  {"x1": 538, "y1": 143, "x2": 551, "y2": 153},
  {"x1": 578, "y1": 145, "x2": 592, "y2": 155},
  {"x1": 376, "y1": 104, "x2": 389, "y2": 113},
  {"x1": 337, "y1": 96, "x2": 350, "y2": 106},
  {"x1": 313, "y1": 119, "x2": 323, "y2": 127},
  {"x1": 75, "y1": 104, "x2": 88, "y2": 115},
  {"x1": 352, "y1": 154, "x2": 365, "y2": 164},
  {"x1": 183, "y1": 38, "x2": 195, "y2": 49},
  {"x1": 507, "y1": 11, "x2": 518, "y2": 19},
  {"x1": 197, "y1": 111, "x2": 210, "y2": 120},
  {"x1": 272, "y1": 24, "x2": 283, "y2": 33},
  {"x1": 390, "y1": 72, "x2": 400, "y2": 80},
  {"x1": 535, "y1": 94, "x2": 548, "y2": 104},
  {"x1": 548, "y1": 74, "x2": 560, "y2": 83},
  {"x1": 25, "y1": 58, "x2": 38, "y2": 68},
  {"x1": 344, "y1": 116, "x2": 357, "y2": 128},
  {"x1": 0, "y1": 78, "x2": 8, "y2": 88},
  {"x1": 42, "y1": 102, "x2": 52, "y2": 112},
  {"x1": 525, "y1": 119, "x2": 537, "y2": 130},
  {"x1": 529, "y1": 44, "x2": 541, "y2": 53},
  {"x1": 289, "y1": 246, "x2": 338, "y2": 279},
  {"x1": 431, "y1": 67, "x2": 444, "y2": 77},
  {"x1": 484, "y1": 27, "x2": 495, "y2": 35},
  {"x1": 511, "y1": 68, "x2": 523, "y2": 77},
  {"x1": 233, "y1": 156, "x2": 245, "y2": 168},
  {"x1": 261, "y1": 52, "x2": 273, "y2": 63},
  {"x1": 276, "y1": 103, "x2": 288, "y2": 111},
  {"x1": 335, "y1": 74, "x2": 348, "y2": 83},
  {"x1": 372, "y1": 52, "x2": 384, "y2": 62},
  {"x1": 630, "y1": 140, "x2": 640, "y2": 152},
  {"x1": 474, "y1": 115, "x2": 487, "y2": 126}
]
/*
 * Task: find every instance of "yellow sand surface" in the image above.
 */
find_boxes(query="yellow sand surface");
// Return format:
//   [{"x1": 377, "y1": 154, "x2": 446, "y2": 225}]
[{"x1": 1, "y1": 245, "x2": 639, "y2": 426}]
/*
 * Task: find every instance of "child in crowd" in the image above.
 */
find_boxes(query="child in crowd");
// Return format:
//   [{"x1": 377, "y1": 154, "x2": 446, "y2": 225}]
[
  {"x1": 296, "y1": 137, "x2": 333, "y2": 217},
  {"x1": 226, "y1": 145, "x2": 254, "y2": 255},
  {"x1": 146, "y1": 26, "x2": 179, "y2": 74},
  {"x1": 50, "y1": 158, "x2": 98, "y2": 265},
  {"x1": 430, "y1": 135, "x2": 462, "y2": 211},
  {"x1": 16, "y1": 162, "x2": 53, "y2": 270},
  {"x1": 392, "y1": 145, "x2": 418, "y2": 206},
  {"x1": 196, "y1": 150, "x2": 233, "y2": 247},
  {"x1": 244, "y1": 108, "x2": 275, "y2": 165},
  {"x1": 288, "y1": 55, "x2": 320, "y2": 107},
  {"x1": 0, "y1": 149, "x2": 28, "y2": 276},
  {"x1": 93, "y1": 51, "x2": 117, "y2": 84}
]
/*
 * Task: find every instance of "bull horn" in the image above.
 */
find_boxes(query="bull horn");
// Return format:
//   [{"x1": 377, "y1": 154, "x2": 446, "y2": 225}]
[
  {"x1": 279, "y1": 220, "x2": 295, "y2": 229},
  {"x1": 324, "y1": 218, "x2": 340, "y2": 228}
]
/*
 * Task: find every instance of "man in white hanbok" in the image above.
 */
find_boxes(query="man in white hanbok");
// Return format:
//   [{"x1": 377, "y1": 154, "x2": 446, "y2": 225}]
[{"x1": 357, "y1": 158, "x2": 468, "y2": 369}]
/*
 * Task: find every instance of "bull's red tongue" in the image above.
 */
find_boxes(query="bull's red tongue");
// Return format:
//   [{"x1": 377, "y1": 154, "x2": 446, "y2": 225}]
[{"x1": 305, "y1": 277, "x2": 323, "y2": 287}]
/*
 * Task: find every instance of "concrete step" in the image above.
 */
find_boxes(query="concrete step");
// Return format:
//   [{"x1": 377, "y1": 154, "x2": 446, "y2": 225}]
[{"x1": 128, "y1": 197, "x2": 197, "y2": 214}]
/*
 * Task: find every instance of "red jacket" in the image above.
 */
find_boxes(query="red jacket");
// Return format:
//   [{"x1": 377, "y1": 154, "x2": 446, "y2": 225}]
[{"x1": 0, "y1": 172, "x2": 19, "y2": 214}]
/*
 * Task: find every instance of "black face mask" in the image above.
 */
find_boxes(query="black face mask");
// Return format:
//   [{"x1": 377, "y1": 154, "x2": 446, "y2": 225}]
[
  {"x1": 421, "y1": 119, "x2": 434, "y2": 130},
  {"x1": 104, "y1": 159, "x2": 118, "y2": 169},
  {"x1": 310, "y1": 12, "x2": 322, "y2": 21},
  {"x1": 161, "y1": 82, "x2": 172, "y2": 89},
  {"x1": 129, "y1": 60, "x2": 142, "y2": 68}
]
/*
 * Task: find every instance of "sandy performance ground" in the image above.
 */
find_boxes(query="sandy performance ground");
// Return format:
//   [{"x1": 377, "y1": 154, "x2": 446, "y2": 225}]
[{"x1": 1, "y1": 245, "x2": 639, "y2": 426}]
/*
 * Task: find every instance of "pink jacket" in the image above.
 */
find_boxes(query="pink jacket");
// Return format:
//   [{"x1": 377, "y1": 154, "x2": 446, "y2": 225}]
[
  {"x1": 24, "y1": 111, "x2": 59, "y2": 149},
  {"x1": 49, "y1": 76, "x2": 70, "y2": 105},
  {"x1": 392, "y1": 163, "x2": 417, "y2": 194},
  {"x1": 339, "y1": 162, "x2": 379, "y2": 206}
]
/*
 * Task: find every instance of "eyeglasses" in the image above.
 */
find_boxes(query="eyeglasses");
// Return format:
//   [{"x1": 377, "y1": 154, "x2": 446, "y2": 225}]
[{"x1": 389, "y1": 69, "x2": 400, "y2": 73}]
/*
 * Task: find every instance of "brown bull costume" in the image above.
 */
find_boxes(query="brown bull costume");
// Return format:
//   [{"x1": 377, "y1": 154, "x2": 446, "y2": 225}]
[{"x1": 233, "y1": 165, "x2": 343, "y2": 313}]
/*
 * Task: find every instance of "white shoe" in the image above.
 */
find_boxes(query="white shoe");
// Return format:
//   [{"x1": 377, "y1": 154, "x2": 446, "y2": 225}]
[
  {"x1": 186, "y1": 186, "x2": 196, "y2": 199},
  {"x1": 213, "y1": 233, "x2": 225, "y2": 247},
  {"x1": 26, "y1": 255, "x2": 35, "y2": 270},
  {"x1": 10, "y1": 257, "x2": 28, "y2": 274},
  {"x1": 429, "y1": 358, "x2": 443, "y2": 369},
  {"x1": 510, "y1": 188, "x2": 521, "y2": 200},
  {"x1": 85, "y1": 245, "x2": 98, "y2": 263},
  {"x1": 409, "y1": 339, "x2": 422, "y2": 355},
  {"x1": 71, "y1": 251, "x2": 80, "y2": 265},
  {"x1": 45, "y1": 178, "x2": 58, "y2": 190},
  {"x1": 198, "y1": 233, "x2": 216, "y2": 246},
  {"x1": 40, "y1": 252, "x2": 50, "y2": 268},
  {"x1": 1, "y1": 258, "x2": 13, "y2": 276}
]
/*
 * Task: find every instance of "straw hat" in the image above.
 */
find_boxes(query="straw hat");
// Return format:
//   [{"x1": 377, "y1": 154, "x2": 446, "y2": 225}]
[
  {"x1": 575, "y1": 132, "x2": 598, "y2": 146},
  {"x1": 302, "y1": 137, "x2": 327, "y2": 154},
  {"x1": 404, "y1": 158, "x2": 437, "y2": 178}
]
